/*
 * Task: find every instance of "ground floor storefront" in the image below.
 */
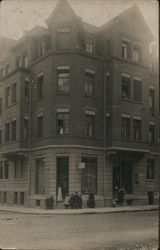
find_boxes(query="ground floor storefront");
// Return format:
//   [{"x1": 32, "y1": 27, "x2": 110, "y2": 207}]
[{"x1": 0, "y1": 147, "x2": 159, "y2": 208}]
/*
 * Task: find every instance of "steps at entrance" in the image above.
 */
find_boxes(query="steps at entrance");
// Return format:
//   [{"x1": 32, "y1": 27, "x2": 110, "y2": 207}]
[{"x1": 56, "y1": 201, "x2": 64, "y2": 209}]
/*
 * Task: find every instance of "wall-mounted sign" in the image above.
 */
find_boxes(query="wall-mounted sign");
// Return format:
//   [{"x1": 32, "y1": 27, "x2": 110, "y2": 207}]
[{"x1": 78, "y1": 162, "x2": 85, "y2": 169}]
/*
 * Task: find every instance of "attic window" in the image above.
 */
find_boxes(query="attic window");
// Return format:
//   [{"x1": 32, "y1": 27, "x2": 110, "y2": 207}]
[
  {"x1": 57, "y1": 28, "x2": 70, "y2": 50},
  {"x1": 85, "y1": 34, "x2": 95, "y2": 54},
  {"x1": 39, "y1": 39, "x2": 46, "y2": 57}
]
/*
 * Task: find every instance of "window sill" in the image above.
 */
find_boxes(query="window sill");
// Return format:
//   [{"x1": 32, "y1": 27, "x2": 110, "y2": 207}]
[
  {"x1": 36, "y1": 97, "x2": 44, "y2": 102},
  {"x1": 14, "y1": 178, "x2": 25, "y2": 181},
  {"x1": 121, "y1": 98, "x2": 142, "y2": 104},
  {"x1": 56, "y1": 92, "x2": 71, "y2": 95},
  {"x1": 84, "y1": 94, "x2": 96, "y2": 98},
  {"x1": 146, "y1": 179, "x2": 155, "y2": 182},
  {"x1": 5, "y1": 103, "x2": 17, "y2": 109}
]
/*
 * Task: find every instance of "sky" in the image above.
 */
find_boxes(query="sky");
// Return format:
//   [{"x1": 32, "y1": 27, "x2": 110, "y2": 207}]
[{"x1": 0, "y1": 0, "x2": 159, "y2": 42}]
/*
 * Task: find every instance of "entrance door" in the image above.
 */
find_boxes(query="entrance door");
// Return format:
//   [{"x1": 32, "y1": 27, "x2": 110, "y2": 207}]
[
  {"x1": 113, "y1": 160, "x2": 133, "y2": 194},
  {"x1": 56, "y1": 157, "x2": 69, "y2": 199}
]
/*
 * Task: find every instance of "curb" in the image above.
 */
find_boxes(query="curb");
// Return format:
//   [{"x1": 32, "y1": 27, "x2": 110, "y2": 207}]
[{"x1": 0, "y1": 206, "x2": 158, "y2": 215}]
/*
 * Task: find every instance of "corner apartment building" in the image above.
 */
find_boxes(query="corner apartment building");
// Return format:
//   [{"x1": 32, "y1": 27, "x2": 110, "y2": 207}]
[{"x1": 0, "y1": 0, "x2": 159, "y2": 208}]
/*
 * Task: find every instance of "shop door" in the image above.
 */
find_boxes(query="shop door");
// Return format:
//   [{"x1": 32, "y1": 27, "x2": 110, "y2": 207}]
[
  {"x1": 113, "y1": 160, "x2": 133, "y2": 194},
  {"x1": 56, "y1": 157, "x2": 69, "y2": 199}
]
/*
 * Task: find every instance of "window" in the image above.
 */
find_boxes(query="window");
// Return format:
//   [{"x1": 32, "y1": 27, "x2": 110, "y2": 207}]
[
  {"x1": 11, "y1": 120, "x2": 16, "y2": 141},
  {"x1": 24, "y1": 117, "x2": 29, "y2": 140},
  {"x1": 11, "y1": 82, "x2": 17, "y2": 103},
  {"x1": 121, "y1": 116, "x2": 130, "y2": 139},
  {"x1": 133, "y1": 118, "x2": 141, "y2": 140},
  {"x1": 22, "y1": 52, "x2": 28, "y2": 68},
  {"x1": 57, "y1": 28, "x2": 70, "y2": 50},
  {"x1": 35, "y1": 159, "x2": 45, "y2": 194},
  {"x1": 0, "y1": 161, "x2": 3, "y2": 179},
  {"x1": 5, "y1": 122, "x2": 10, "y2": 143},
  {"x1": 122, "y1": 41, "x2": 130, "y2": 59},
  {"x1": 14, "y1": 192, "x2": 18, "y2": 204},
  {"x1": 5, "y1": 64, "x2": 10, "y2": 75},
  {"x1": 85, "y1": 111, "x2": 95, "y2": 137},
  {"x1": 57, "y1": 69, "x2": 70, "y2": 93},
  {"x1": 0, "y1": 129, "x2": 2, "y2": 145},
  {"x1": 37, "y1": 115, "x2": 44, "y2": 138},
  {"x1": 133, "y1": 46, "x2": 142, "y2": 63},
  {"x1": 39, "y1": 39, "x2": 46, "y2": 56},
  {"x1": 85, "y1": 34, "x2": 95, "y2": 53},
  {"x1": 15, "y1": 56, "x2": 21, "y2": 68},
  {"x1": 0, "y1": 97, "x2": 2, "y2": 115},
  {"x1": 149, "y1": 87, "x2": 155, "y2": 109},
  {"x1": 133, "y1": 79, "x2": 142, "y2": 102},
  {"x1": 19, "y1": 192, "x2": 24, "y2": 205},
  {"x1": 24, "y1": 78, "x2": 30, "y2": 102},
  {"x1": 81, "y1": 157, "x2": 97, "y2": 194},
  {"x1": 37, "y1": 74, "x2": 44, "y2": 98},
  {"x1": 149, "y1": 123, "x2": 155, "y2": 144},
  {"x1": 57, "y1": 109, "x2": 69, "y2": 135},
  {"x1": 14, "y1": 159, "x2": 24, "y2": 179},
  {"x1": 121, "y1": 75, "x2": 131, "y2": 99},
  {"x1": 84, "y1": 71, "x2": 95, "y2": 96},
  {"x1": 4, "y1": 161, "x2": 9, "y2": 179},
  {"x1": 147, "y1": 159, "x2": 154, "y2": 179},
  {"x1": 5, "y1": 86, "x2": 10, "y2": 107}
]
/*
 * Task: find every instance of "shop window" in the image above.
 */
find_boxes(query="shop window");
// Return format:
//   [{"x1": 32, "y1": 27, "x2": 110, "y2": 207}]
[
  {"x1": 57, "y1": 28, "x2": 70, "y2": 50},
  {"x1": 133, "y1": 118, "x2": 141, "y2": 140},
  {"x1": 0, "y1": 97, "x2": 2, "y2": 115},
  {"x1": 14, "y1": 192, "x2": 18, "y2": 204},
  {"x1": 121, "y1": 116, "x2": 130, "y2": 139},
  {"x1": 85, "y1": 113, "x2": 95, "y2": 137},
  {"x1": 35, "y1": 159, "x2": 45, "y2": 194},
  {"x1": 20, "y1": 192, "x2": 24, "y2": 205},
  {"x1": 57, "y1": 69, "x2": 70, "y2": 93},
  {"x1": 3, "y1": 192, "x2": 7, "y2": 203},
  {"x1": 4, "y1": 161, "x2": 9, "y2": 179},
  {"x1": 37, "y1": 115, "x2": 44, "y2": 138},
  {"x1": 0, "y1": 161, "x2": 3, "y2": 179},
  {"x1": 57, "y1": 109, "x2": 69, "y2": 135},
  {"x1": 84, "y1": 71, "x2": 95, "y2": 96},
  {"x1": 147, "y1": 159, "x2": 154, "y2": 179},
  {"x1": 133, "y1": 46, "x2": 142, "y2": 63},
  {"x1": 5, "y1": 86, "x2": 10, "y2": 107},
  {"x1": 122, "y1": 41, "x2": 130, "y2": 59},
  {"x1": 121, "y1": 75, "x2": 131, "y2": 99},
  {"x1": 149, "y1": 87, "x2": 155, "y2": 109},
  {"x1": 81, "y1": 157, "x2": 97, "y2": 194},
  {"x1": 37, "y1": 74, "x2": 44, "y2": 99},
  {"x1": 11, "y1": 82, "x2": 17, "y2": 103},
  {"x1": 11, "y1": 120, "x2": 16, "y2": 141},
  {"x1": 133, "y1": 79, "x2": 142, "y2": 102},
  {"x1": 22, "y1": 52, "x2": 28, "y2": 68},
  {"x1": 149, "y1": 123, "x2": 155, "y2": 144},
  {"x1": 5, "y1": 122, "x2": 10, "y2": 143},
  {"x1": 85, "y1": 34, "x2": 95, "y2": 53},
  {"x1": 0, "y1": 129, "x2": 2, "y2": 145}
]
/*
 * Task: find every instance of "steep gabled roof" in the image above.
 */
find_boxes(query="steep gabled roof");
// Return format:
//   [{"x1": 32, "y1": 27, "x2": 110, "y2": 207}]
[
  {"x1": 46, "y1": 0, "x2": 79, "y2": 26},
  {"x1": 100, "y1": 4, "x2": 154, "y2": 42}
]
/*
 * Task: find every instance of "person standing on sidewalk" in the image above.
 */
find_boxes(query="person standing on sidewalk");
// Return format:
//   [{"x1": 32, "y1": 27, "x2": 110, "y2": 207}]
[{"x1": 118, "y1": 186, "x2": 125, "y2": 206}]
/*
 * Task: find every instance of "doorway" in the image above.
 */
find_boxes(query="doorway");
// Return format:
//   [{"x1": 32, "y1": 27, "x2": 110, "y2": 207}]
[
  {"x1": 56, "y1": 157, "x2": 69, "y2": 199},
  {"x1": 113, "y1": 160, "x2": 133, "y2": 194}
]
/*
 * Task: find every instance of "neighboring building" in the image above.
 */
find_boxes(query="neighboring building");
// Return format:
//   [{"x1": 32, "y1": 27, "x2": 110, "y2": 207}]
[{"x1": 0, "y1": 0, "x2": 159, "y2": 208}]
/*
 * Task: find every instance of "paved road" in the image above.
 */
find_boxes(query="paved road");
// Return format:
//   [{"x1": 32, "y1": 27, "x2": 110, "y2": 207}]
[{"x1": 0, "y1": 211, "x2": 158, "y2": 249}]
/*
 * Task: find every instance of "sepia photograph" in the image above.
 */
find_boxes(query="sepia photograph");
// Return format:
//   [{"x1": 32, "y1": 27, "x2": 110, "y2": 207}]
[{"x1": 0, "y1": 0, "x2": 159, "y2": 249}]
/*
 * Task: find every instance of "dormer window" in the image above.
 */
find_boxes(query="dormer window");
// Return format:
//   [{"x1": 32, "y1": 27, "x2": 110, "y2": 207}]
[
  {"x1": 0, "y1": 67, "x2": 5, "y2": 78},
  {"x1": 133, "y1": 46, "x2": 142, "y2": 63},
  {"x1": 122, "y1": 40, "x2": 130, "y2": 59},
  {"x1": 85, "y1": 34, "x2": 95, "y2": 54},
  {"x1": 57, "y1": 28, "x2": 70, "y2": 50},
  {"x1": 15, "y1": 56, "x2": 21, "y2": 69},
  {"x1": 22, "y1": 52, "x2": 28, "y2": 68},
  {"x1": 5, "y1": 64, "x2": 10, "y2": 76},
  {"x1": 39, "y1": 39, "x2": 46, "y2": 57}
]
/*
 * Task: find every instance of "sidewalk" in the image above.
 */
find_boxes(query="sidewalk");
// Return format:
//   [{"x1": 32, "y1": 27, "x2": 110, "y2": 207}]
[{"x1": 0, "y1": 204, "x2": 158, "y2": 215}]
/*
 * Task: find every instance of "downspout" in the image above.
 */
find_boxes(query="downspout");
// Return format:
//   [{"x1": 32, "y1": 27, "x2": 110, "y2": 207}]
[{"x1": 103, "y1": 61, "x2": 106, "y2": 207}]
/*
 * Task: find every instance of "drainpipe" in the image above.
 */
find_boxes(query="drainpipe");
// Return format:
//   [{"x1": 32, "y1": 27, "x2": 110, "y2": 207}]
[{"x1": 103, "y1": 62, "x2": 106, "y2": 207}]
